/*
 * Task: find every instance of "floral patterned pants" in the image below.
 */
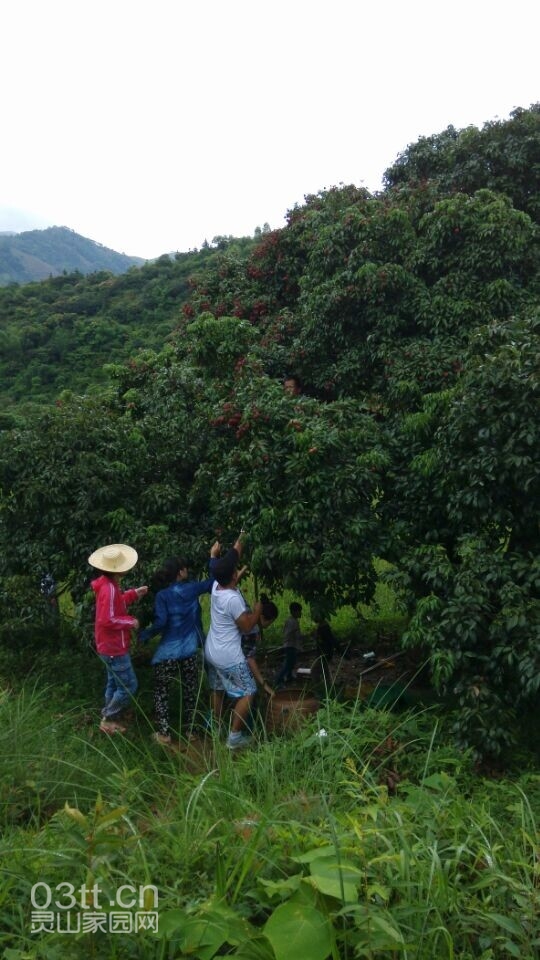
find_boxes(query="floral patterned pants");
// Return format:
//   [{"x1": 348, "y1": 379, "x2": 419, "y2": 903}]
[{"x1": 153, "y1": 654, "x2": 200, "y2": 736}]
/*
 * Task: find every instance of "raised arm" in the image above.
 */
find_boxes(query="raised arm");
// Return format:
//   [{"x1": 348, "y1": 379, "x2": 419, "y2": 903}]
[{"x1": 232, "y1": 530, "x2": 244, "y2": 559}]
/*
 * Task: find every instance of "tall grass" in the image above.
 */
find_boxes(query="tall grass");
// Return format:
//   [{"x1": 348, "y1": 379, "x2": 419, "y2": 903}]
[
  {"x1": 0, "y1": 569, "x2": 537, "y2": 958},
  {"x1": 1, "y1": 676, "x2": 539, "y2": 958}
]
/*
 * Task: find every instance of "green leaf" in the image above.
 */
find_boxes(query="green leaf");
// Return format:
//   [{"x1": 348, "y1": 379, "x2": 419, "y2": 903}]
[
  {"x1": 294, "y1": 845, "x2": 337, "y2": 864},
  {"x1": 95, "y1": 805, "x2": 129, "y2": 828},
  {"x1": 257, "y1": 874, "x2": 302, "y2": 900},
  {"x1": 158, "y1": 901, "x2": 252, "y2": 958},
  {"x1": 264, "y1": 901, "x2": 333, "y2": 960},
  {"x1": 308, "y1": 857, "x2": 360, "y2": 902},
  {"x1": 63, "y1": 801, "x2": 87, "y2": 825},
  {"x1": 484, "y1": 913, "x2": 523, "y2": 936},
  {"x1": 501, "y1": 941, "x2": 523, "y2": 958},
  {"x1": 338, "y1": 904, "x2": 406, "y2": 948},
  {"x1": 232, "y1": 937, "x2": 275, "y2": 959},
  {"x1": 155, "y1": 907, "x2": 186, "y2": 938},
  {"x1": 366, "y1": 882, "x2": 391, "y2": 904}
]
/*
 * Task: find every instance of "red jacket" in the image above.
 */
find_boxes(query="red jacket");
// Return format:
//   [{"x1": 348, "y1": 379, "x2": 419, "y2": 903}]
[{"x1": 91, "y1": 575, "x2": 139, "y2": 656}]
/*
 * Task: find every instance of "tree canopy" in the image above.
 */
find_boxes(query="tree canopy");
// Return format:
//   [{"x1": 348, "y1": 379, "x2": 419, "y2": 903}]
[{"x1": 0, "y1": 105, "x2": 539, "y2": 757}]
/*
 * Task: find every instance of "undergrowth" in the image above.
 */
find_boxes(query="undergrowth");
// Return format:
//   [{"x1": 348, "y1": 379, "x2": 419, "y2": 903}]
[
  {"x1": 0, "y1": 679, "x2": 539, "y2": 959},
  {"x1": 0, "y1": 569, "x2": 537, "y2": 958}
]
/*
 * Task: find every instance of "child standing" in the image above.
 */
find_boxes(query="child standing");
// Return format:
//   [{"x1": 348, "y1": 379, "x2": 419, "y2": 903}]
[
  {"x1": 274, "y1": 602, "x2": 305, "y2": 687},
  {"x1": 88, "y1": 543, "x2": 148, "y2": 734}
]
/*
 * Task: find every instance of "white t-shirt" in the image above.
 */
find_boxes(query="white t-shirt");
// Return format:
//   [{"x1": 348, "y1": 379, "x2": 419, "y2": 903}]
[{"x1": 205, "y1": 581, "x2": 247, "y2": 668}]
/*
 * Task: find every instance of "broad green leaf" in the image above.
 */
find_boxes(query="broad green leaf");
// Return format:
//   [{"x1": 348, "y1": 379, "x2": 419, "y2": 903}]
[
  {"x1": 308, "y1": 857, "x2": 361, "y2": 902},
  {"x1": 294, "y1": 845, "x2": 337, "y2": 864},
  {"x1": 154, "y1": 907, "x2": 186, "y2": 939},
  {"x1": 264, "y1": 901, "x2": 333, "y2": 960}
]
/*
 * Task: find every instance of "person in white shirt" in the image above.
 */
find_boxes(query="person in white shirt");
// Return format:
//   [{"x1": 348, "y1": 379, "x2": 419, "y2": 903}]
[{"x1": 205, "y1": 535, "x2": 263, "y2": 749}]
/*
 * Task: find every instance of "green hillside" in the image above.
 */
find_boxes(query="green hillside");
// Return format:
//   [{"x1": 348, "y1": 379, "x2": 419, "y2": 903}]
[
  {"x1": 0, "y1": 236, "x2": 255, "y2": 409},
  {"x1": 0, "y1": 225, "x2": 145, "y2": 285}
]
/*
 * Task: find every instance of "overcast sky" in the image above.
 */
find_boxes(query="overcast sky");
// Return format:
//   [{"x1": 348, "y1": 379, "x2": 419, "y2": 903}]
[{"x1": 1, "y1": 0, "x2": 538, "y2": 259}]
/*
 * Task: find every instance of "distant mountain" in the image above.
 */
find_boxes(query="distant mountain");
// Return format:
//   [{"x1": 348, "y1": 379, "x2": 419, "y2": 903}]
[{"x1": 0, "y1": 226, "x2": 145, "y2": 285}]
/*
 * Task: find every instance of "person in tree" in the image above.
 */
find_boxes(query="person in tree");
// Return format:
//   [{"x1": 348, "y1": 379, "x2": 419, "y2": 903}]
[
  {"x1": 283, "y1": 373, "x2": 302, "y2": 396},
  {"x1": 204, "y1": 534, "x2": 266, "y2": 749},
  {"x1": 88, "y1": 543, "x2": 148, "y2": 735},
  {"x1": 139, "y1": 540, "x2": 220, "y2": 746},
  {"x1": 274, "y1": 601, "x2": 306, "y2": 687}
]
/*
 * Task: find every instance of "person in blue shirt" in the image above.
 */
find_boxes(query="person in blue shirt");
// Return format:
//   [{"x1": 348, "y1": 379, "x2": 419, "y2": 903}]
[{"x1": 139, "y1": 541, "x2": 220, "y2": 745}]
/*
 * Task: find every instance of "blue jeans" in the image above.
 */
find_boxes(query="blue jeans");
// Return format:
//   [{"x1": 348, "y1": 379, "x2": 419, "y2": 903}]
[{"x1": 99, "y1": 654, "x2": 138, "y2": 718}]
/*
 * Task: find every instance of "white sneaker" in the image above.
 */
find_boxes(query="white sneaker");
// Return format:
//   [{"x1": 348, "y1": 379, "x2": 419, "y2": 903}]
[{"x1": 226, "y1": 733, "x2": 252, "y2": 750}]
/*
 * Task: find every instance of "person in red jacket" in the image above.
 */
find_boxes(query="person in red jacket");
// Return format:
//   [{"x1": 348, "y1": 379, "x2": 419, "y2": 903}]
[{"x1": 88, "y1": 543, "x2": 148, "y2": 734}]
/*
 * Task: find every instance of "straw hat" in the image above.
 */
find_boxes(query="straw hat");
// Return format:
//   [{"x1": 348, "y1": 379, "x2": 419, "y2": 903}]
[{"x1": 88, "y1": 543, "x2": 138, "y2": 573}]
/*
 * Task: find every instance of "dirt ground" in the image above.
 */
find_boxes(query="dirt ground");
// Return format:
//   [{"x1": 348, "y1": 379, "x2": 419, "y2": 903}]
[{"x1": 259, "y1": 637, "x2": 430, "y2": 701}]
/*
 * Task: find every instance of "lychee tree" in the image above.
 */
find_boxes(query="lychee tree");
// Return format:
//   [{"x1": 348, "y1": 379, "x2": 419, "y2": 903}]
[{"x1": 1, "y1": 106, "x2": 539, "y2": 758}]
